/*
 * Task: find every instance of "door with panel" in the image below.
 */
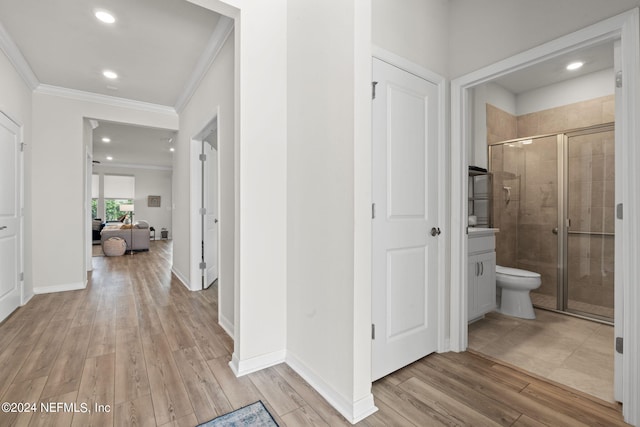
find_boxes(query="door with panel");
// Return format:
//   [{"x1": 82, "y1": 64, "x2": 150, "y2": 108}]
[
  {"x1": 372, "y1": 58, "x2": 440, "y2": 381},
  {"x1": 0, "y1": 113, "x2": 22, "y2": 322}
]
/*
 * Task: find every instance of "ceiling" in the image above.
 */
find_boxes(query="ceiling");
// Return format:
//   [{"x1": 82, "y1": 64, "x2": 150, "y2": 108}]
[
  {"x1": 492, "y1": 41, "x2": 614, "y2": 94},
  {"x1": 0, "y1": 0, "x2": 230, "y2": 169},
  {"x1": 92, "y1": 120, "x2": 176, "y2": 168}
]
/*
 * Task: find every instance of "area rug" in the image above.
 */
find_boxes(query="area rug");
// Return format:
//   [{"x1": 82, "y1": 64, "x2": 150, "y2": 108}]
[{"x1": 197, "y1": 401, "x2": 278, "y2": 427}]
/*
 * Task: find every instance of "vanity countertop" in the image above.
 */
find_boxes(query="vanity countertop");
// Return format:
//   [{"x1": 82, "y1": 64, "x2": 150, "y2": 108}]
[{"x1": 468, "y1": 227, "x2": 499, "y2": 237}]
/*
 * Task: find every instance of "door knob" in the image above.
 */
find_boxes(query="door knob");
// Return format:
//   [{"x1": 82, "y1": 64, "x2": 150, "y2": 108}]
[
  {"x1": 552, "y1": 227, "x2": 558, "y2": 235},
  {"x1": 430, "y1": 227, "x2": 441, "y2": 237},
  {"x1": 0, "y1": 226, "x2": 6, "y2": 230}
]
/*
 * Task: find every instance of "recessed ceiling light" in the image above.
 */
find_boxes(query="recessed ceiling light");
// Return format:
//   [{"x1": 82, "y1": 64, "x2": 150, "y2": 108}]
[
  {"x1": 169, "y1": 147, "x2": 175, "y2": 152},
  {"x1": 95, "y1": 10, "x2": 116, "y2": 24},
  {"x1": 103, "y1": 70, "x2": 118, "y2": 79},
  {"x1": 566, "y1": 61, "x2": 584, "y2": 71},
  {"x1": 106, "y1": 156, "x2": 113, "y2": 161},
  {"x1": 102, "y1": 137, "x2": 111, "y2": 143}
]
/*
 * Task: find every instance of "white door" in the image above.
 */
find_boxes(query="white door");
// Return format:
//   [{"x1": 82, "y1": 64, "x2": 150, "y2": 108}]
[
  {"x1": 203, "y1": 140, "x2": 218, "y2": 288},
  {"x1": 372, "y1": 58, "x2": 440, "y2": 381},
  {"x1": 0, "y1": 113, "x2": 22, "y2": 322}
]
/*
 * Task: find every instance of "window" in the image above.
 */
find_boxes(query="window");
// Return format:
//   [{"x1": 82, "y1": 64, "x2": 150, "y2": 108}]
[{"x1": 103, "y1": 175, "x2": 135, "y2": 221}]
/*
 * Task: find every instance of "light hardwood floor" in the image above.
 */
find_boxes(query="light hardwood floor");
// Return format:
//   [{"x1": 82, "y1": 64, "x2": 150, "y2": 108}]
[{"x1": 0, "y1": 241, "x2": 629, "y2": 426}]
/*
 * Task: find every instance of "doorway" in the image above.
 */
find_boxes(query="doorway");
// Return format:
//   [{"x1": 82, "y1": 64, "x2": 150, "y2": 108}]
[
  {"x1": 451, "y1": 10, "x2": 640, "y2": 424},
  {"x1": 200, "y1": 121, "x2": 219, "y2": 290}
]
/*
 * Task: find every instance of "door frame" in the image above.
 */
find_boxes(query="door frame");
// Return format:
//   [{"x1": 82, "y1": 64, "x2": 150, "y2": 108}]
[
  {"x1": 450, "y1": 9, "x2": 639, "y2": 424},
  {"x1": 190, "y1": 113, "x2": 220, "y2": 293},
  {"x1": 372, "y1": 46, "x2": 449, "y2": 354},
  {"x1": 0, "y1": 111, "x2": 25, "y2": 312}
]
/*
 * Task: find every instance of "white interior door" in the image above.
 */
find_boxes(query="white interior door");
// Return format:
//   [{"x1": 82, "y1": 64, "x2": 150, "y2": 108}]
[
  {"x1": 0, "y1": 113, "x2": 22, "y2": 322},
  {"x1": 613, "y1": 39, "x2": 622, "y2": 403},
  {"x1": 203, "y1": 139, "x2": 218, "y2": 288},
  {"x1": 372, "y1": 58, "x2": 440, "y2": 381}
]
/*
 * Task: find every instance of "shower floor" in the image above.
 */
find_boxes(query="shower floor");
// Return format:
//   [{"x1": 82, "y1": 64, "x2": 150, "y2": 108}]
[
  {"x1": 468, "y1": 309, "x2": 615, "y2": 403},
  {"x1": 531, "y1": 292, "x2": 614, "y2": 320}
]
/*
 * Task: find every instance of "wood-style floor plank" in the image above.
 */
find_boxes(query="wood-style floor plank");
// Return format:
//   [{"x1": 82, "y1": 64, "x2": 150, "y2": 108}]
[{"x1": 0, "y1": 241, "x2": 629, "y2": 427}]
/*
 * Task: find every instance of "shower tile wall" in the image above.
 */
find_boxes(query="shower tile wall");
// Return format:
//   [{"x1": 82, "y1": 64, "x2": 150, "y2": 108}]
[{"x1": 516, "y1": 95, "x2": 614, "y2": 137}]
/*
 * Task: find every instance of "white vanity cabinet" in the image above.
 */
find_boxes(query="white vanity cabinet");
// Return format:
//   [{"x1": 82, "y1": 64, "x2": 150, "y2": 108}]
[{"x1": 468, "y1": 228, "x2": 498, "y2": 322}]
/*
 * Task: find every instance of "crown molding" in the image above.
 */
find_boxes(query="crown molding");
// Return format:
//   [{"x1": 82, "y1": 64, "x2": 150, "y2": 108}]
[
  {"x1": 174, "y1": 16, "x2": 234, "y2": 113},
  {"x1": 0, "y1": 20, "x2": 39, "y2": 90},
  {"x1": 93, "y1": 162, "x2": 172, "y2": 171},
  {"x1": 35, "y1": 84, "x2": 178, "y2": 116}
]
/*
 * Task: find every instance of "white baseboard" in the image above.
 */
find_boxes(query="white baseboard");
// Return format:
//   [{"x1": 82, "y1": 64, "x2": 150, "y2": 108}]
[
  {"x1": 229, "y1": 349, "x2": 286, "y2": 377},
  {"x1": 33, "y1": 281, "x2": 86, "y2": 294},
  {"x1": 171, "y1": 267, "x2": 192, "y2": 290},
  {"x1": 286, "y1": 352, "x2": 378, "y2": 424},
  {"x1": 218, "y1": 313, "x2": 234, "y2": 339}
]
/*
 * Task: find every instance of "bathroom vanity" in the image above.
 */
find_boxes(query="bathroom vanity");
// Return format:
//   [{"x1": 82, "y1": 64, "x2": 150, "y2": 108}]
[{"x1": 468, "y1": 228, "x2": 498, "y2": 322}]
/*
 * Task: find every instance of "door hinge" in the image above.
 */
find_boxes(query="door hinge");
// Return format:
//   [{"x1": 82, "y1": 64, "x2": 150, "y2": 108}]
[
  {"x1": 616, "y1": 336, "x2": 623, "y2": 354},
  {"x1": 371, "y1": 324, "x2": 376, "y2": 340},
  {"x1": 199, "y1": 207, "x2": 207, "y2": 215},
  {"x1": 199, "y1": 261, "x2": 207, "y2": 270},
  {"x1": 20, "y1": 142, "x2": 25, "y2": 152},
  {"x1": 372, "y1": 81, "x2": 378, "y2": 100},
  {"x1": 19, "y1": 272, "x2": 23, "y2": 281},
  {"x1": 616, "y1": 71, "x2": 623, "y2": 88},
  {"x1": 199, "y1": 153, "x2": 207, "y2": 161},
  {"x1": 372, "y1": 203, "x2": 375, "y2": 219},
  {"x1": 617, "y1": 203, "x2": 623, "y2": 220}
]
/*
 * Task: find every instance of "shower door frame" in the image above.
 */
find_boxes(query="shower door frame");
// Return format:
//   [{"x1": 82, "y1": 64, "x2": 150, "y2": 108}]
[{"x1": 489, "y1": 123, "x2": 615, "y2": 324}]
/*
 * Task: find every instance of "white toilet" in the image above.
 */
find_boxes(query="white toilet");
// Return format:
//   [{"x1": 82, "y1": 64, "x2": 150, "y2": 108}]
[{"x1": 495, "y1": 265, "x2": 541, "y2": 319}]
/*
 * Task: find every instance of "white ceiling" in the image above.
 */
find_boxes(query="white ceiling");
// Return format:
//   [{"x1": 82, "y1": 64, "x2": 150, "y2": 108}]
[
  {"x1": 492, "y1": 41, "x2": 614, "y2": 94},
  {"x1": 0, "y1": 0, "x2": 228, "y2": 170},
  {"x1": 92, "y1": 120, "x2": 176, "y2": 168}
]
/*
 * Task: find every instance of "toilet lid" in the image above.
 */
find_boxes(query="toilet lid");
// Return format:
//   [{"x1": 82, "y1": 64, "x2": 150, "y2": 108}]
[{"x1": 496, "y1": 265, "x2": 541, "y2": 278}]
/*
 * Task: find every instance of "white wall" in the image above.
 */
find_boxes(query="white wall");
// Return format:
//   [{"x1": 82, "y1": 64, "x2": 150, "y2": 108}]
[
  {"x1": 516, "y1": 68, "x2": 614, "y2": 115},
  {"x1": 372, "y1": 0, "x2": 449, "y2": 77},
  {"x1": 92, "y1": 165, "x2": 173, "y2": 236},
  {"x1": 448, "y1": 0, "x2": 640, "y2": 78},
  {"x1": 0, "y1": 50, "x2": 33, "y2": 301},
  {"x1": 287, "y1": 0, "x2": 375, "y2": 422},
  {"x1": 471, "y1": 82, "x2": 516, "y2": 167},
  {"x1": 31, "y1": 91, "x2": 177, "y2": 293},
  {"x1": 175, "y1": 29, "x2": 235, "y2": 331}
]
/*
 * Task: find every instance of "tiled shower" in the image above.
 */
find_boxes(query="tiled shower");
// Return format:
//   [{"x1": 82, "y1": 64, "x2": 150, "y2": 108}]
[{"x1": 488, "y1": 97, "x2": 615, "y2": 322}]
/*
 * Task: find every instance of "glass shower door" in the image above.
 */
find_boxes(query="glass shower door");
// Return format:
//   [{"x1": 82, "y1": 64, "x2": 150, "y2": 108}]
[
  {"x1": 490, "y1": 135, "x2": 560, "y2": 311},
  {"x1": 565, "y1": 127, "x2": 615, "y2": 320}
]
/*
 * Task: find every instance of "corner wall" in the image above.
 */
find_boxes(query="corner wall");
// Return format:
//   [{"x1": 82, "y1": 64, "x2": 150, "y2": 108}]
[
  {"x1": 175, "y1": 29, "x2": 235, "y2": 330},
  {"x1": 287, "y1": 0, "x2": 375, "y2": 422}
]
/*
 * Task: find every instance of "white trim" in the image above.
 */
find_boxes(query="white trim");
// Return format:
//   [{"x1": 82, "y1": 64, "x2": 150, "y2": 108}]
[
  {"x1": 0, "y1": 21, "x2": 38, "y2": 89},
  {"x1": 175, "y1": 16, "x2": 234, "y2": 112},
  {"x1": 171, "y1": 267, "x2": 194, "y2": 291},
  {"x1": 286, "y1": 352, "x2": 378, "y2": 424},
  {"x1": 33, "y1": 281, "x2": 86, "y2": 294},
  {"x1": 35, "y1": 84, "x2": 177, "y2": 116},
  {"x1": 218, "y1": 313, "x2": 234, "y2": 339},
  {"x1": 98, "y1": 162, "x2": 172, "y2": 171},
  {"x1": 370, "y1": 46, "x2": 450, "y2": 353},
  {"x1": 450, "y1": 9, "x2": 639, "y2": 425},
  {"x1": 229, "y1": 350, "x2": 286, "y2": 377}
]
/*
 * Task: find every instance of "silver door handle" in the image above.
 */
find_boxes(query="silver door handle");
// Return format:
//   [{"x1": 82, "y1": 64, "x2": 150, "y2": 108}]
[
  {"x1": 430, "y1": 227, "x2": 441, "y2": 237},
  {"x1": 0, "y1": 226, "x2": 6, "y2": 230},
  {"x1": 552, "y1": 227, "x2": 558, "y2": 235}
]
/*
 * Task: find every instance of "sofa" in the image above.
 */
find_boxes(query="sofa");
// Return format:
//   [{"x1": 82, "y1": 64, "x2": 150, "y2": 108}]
[{"x1": 101, "y1": 221, "x2": 150, "y2": 251}]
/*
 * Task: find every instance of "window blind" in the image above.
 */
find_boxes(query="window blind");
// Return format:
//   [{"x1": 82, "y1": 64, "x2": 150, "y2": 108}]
[{"x1": 103, "y1": 175, "x2": 135, "y2": 199}]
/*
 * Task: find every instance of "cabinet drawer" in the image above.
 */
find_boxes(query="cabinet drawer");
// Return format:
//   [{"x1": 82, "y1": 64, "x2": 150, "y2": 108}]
[{"x1": 468, "y1": 235, "x2": 495, "y2": 254}]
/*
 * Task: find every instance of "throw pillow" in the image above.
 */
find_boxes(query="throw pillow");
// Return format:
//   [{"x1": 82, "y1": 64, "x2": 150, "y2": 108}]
[{"x1": 135, "y1": 220, "x2": 149, "y2": 229}]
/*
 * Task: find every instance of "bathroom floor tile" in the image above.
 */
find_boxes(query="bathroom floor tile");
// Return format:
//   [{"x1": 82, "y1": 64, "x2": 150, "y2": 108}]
[{"x1": 468, "y1": 309, "x2": 615, "y2": 403}]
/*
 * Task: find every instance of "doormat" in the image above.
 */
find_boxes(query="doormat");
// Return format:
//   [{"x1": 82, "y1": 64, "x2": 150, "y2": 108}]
[{"x1": 197, "y1": 401, "x2": 279, "y2": 427}]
